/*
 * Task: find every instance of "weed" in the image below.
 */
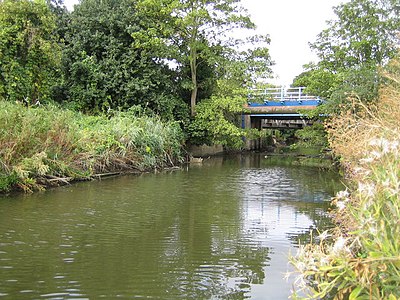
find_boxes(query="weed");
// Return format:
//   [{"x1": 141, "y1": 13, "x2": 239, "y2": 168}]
[
  {"x1": 290, "y1": 56, "x2": 400, "y2": 299},
  {"x1": 0, "y1": 102, "x2": 184, "y2": 192}
]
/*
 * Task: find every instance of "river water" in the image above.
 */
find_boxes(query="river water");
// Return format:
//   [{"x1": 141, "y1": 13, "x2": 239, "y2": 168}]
[{"x1": 0, "y1": 154, "x2": 343, "y2": 299}]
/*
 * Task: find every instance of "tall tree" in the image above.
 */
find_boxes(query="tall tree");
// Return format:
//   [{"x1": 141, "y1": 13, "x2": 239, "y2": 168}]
[
  {"x1": 0, "y1": 0, "x2": 61, "y2": 104},
  {"x1": 135, "y1": 0, "x2": 271, "y2": 116},
  {"x1": 293, "y1": 0, "x2": 399, "y2": 104},
  {"x1": 60, "y1": 0, "x2": 187, "y2": 118},
  {"x1": 311, "y1": 0, "x2": 399, "y2": 70}
]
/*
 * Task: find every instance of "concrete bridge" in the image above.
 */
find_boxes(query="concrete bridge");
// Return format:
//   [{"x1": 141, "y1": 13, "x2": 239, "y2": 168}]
[{"x1": 242, "y1": 87, "x2": 323, "y2": 149}]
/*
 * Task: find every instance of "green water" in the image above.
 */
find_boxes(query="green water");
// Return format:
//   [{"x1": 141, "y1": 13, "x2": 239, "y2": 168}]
[{"x1": 0, "y1": 154, "x2": 343, "y2": 299}]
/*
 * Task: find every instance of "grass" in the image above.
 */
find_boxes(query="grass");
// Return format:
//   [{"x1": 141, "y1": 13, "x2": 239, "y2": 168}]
[
  {"x1": 290, "y1": 57, "x2": 400, "y2": 299},
  {"x1": 0, "y1": 102, "x2": 184, "y2": 192}
]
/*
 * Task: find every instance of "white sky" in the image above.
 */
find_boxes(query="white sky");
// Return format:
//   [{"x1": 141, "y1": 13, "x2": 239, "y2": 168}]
[
  {"x1": 242, "y1": 0, "x2": 347, "y2": 85},
  {"x1": 63, "y1": 0, "x2": 347, "y2": 86}
]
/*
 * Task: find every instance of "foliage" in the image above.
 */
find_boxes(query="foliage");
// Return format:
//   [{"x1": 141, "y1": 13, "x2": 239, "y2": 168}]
[
  {"x1": 46, "y1": 0, "x2": 70, "y2": 41},
  {"x1": 292, "y1": 123, "x2": 329, "y2": 151},
  {"x1": 187, "y1": 96, "x2": 244, "y2": 149},
  {"x1": 312, "y1": 0, "x2": 399, "y2": 69},
  {"x1": 219, "y1": 36, "x2": 273, "y2": 91},
  {"x1": 0, "y1": 172, "x2": 20, "y2": 193},
  {"x1": 0, "y1": 0, "x2": 61, "y2": 104},
  {"x1": 135, "y1": 0, "x2": 273, "y2": 116},
  {"x1": 0, "y1": 0, "x2": 270, "y2": 149},
  {"x1": 0, "y1": 101, "x2": 184, "y2": 192},
  {"x1": 59, "y1": 0, "x2": 187, "y2": 119},
  {"x1": 186, "y1": 82, "x2": 253, "y2": 149},
  {"x1": 293, "y1": 0, "x2": 399, "y2": 108},
  {"x1": 290, "y1": 55, "x2": 400, "y2": 299}
]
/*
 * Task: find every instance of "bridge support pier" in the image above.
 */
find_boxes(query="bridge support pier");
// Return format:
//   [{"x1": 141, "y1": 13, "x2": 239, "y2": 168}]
[{"x1": 243, "y1": 115, "x2": 262, "y2": 151}]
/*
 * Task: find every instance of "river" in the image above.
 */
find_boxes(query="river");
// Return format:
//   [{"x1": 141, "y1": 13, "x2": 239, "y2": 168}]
[{"x1": 0, "y1": 154, "x2": 343, "y2": 299}]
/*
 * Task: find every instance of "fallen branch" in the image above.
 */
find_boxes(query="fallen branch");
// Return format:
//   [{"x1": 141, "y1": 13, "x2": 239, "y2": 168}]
[
  {"x1": 45, "y1": 175, "x2": 74, "y2": 185},
  {"x1": 92, "y1": 172, "x2": 122, "y2": 179}
]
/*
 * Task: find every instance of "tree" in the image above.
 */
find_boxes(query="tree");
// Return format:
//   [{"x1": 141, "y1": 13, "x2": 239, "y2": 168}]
[
  {"x1": 46, "y1": 0, "x2": 70, "y2": 43},
  {"x1": 312, "y1": 0, "x2": 399, "y2": 69},
  {"x1": 186, "y1": 43, "x2": 273, "y2": 149},
  {"x1": 0, "y1": 0, "x2": 61, "y2": 104},
  {"x1": 60, "y1": 0, "x2": 187, "y2": 119},
  {"x1": 186, "y1": 92, "x2": 248, "y2": 149},
  {"x1": 135, "y1": 0, "x2": 272, "y2": 116},
  {"x1": 293, "y1": 0, "x2": 400, "y2": 105}
]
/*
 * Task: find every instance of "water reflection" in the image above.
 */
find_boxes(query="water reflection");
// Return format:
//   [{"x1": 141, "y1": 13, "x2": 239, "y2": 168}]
[{"x1": 0, "y1": 154, "x2": 342, "y2": 299}]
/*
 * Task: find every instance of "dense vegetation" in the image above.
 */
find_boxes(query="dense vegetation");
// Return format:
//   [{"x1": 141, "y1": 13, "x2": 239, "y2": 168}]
[
  {"x1": 0, "y1": 0, "x2": 61, "y2": 104},
  {"x1": 0, "y1": 101, "x2": 184, "y2": 192},
  {"x1": 288, "y1": 0, "x2": 400, "y2": 298},
  {"x1": 290, "y1": 0, "x2": 399, "y2": 153},
  {"x1": 292, "y1": 54, "x2": 400, "y2": 300},
  {"x1": 0, "y1": 0, "x2": 273, "y2": 139},
  {"x1": 293, "y1": 0, "x2": 399, "y2": 109},
  {"x1": 0, "y1": 0, "x2": 272, "y2": 191}
]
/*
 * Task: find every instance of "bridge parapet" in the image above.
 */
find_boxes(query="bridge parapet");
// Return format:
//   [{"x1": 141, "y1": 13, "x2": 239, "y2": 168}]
[
  {"x1": 248, "y1": 86, "x2": 321, "y2": 103},
  {"x1": 246, "y1": 86, "x2": 323, "y2": 114}
]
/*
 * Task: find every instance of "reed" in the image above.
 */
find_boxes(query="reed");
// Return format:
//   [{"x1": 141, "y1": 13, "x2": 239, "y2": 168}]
[
  {"x1": 290, "y1": 57, "x2": 400, "y2": 299},
  {"x1": 0, "y1": 103, "x2": 184, "y2": 192}
]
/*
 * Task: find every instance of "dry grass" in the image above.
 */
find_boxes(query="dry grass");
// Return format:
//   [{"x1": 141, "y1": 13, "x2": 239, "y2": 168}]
[
  {"x1": 327, "y1": 58, "x2": 400, "y2": 169},
  {"x1": 290, "y1": 56, "x2": 400, "y2": 299}
]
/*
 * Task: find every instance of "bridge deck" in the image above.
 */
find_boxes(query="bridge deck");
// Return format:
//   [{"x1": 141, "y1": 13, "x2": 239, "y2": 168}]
[
  {"x1": 245, "y1": 87, "x2": 322, "y2": 115},
  {"x1": 245, "y1": 100, "x2": 321, "y2": 115}
]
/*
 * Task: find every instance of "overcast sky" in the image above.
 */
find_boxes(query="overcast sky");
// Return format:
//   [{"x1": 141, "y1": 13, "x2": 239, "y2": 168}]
[
  {"x1": 242, "y1": 0, "x2": 348, "y2": 85},
  {"x1": 63, "y1": 0, "x2": 348, "y2": 86}
]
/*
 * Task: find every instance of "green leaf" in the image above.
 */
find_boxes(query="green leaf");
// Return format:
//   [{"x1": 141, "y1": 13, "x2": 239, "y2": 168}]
[{"x1": 349, "y1": 286, "x2": 362, "y2": 300}]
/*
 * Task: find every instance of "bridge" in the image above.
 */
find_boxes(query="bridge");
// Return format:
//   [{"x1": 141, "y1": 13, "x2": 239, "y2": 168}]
[{"x1": 241, "y1": 87, "x2": 324, "y2": 149}]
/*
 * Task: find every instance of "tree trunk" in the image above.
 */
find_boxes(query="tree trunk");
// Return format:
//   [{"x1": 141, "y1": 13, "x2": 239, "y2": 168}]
[
  {"x1": 190, "y1": 46, "x2": 198, "y2": 116},
  {"x1": 190, "y1": 79, "x2": 198, "y2": 116}
]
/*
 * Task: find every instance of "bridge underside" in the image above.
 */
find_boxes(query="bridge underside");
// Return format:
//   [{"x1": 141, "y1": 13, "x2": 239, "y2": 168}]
[
  {"x1": 245, "y1": 115, "x2": 312, "y2": 129},
  {"x1": 242, "y1": 101, "x2": 320, "y2": 150},
  {"x1": 242, "y1": 102, "x2": 317, "y2": 130},
  {"x1": 261, "y1": 118, "x2": 313, "y2": 129}
]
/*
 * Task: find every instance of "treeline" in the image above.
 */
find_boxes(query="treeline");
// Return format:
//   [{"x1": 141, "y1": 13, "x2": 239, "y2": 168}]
[
  {"x1": 290, "y1": 0, "x2": 399, "y2": 151},
  {"x1": 0, "y1": 0, "x2": 272, "y2": 192},
  {"x1": 0, "y1": 0, "x2": 272, "y2": 146},
  {"x1": 1, "y1": 0, "x2": 398, "y2": 149},
  {"x1": 292, "y1": 0, "x2": 399, "y2": 109}
]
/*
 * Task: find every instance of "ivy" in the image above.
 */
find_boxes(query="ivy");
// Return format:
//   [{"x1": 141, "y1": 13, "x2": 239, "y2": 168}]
[{"x1": 0, "y1": 0, "x2": 61, "y2": 104}]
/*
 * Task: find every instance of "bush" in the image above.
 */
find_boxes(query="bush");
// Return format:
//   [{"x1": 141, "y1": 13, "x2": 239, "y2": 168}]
[
  {"x1": 187, "y1": 94, "x2": 251, "y2": 150},
  {"x1": 0, "y1": 0, "x2": 61, "y2": 104}
]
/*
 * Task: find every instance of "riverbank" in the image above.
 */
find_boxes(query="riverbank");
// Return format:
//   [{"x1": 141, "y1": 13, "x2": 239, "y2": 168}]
[
  {"x1": 291, "y1": 59, "x2": 400, "y2": 298},
  {"x1": 0, "y1": 101, "x2": 184, "y2": 193}
]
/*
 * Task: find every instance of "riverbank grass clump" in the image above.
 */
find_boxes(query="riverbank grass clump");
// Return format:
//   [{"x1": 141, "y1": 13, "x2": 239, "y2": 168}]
[
  {"x1": 292, "y1": 137, "x2": 400, "y2": 299},
  {"x1": 0, "y1": 101, "x2": 184, "y2": 192},
  {"x1": 290, "y1": 58, "x2": 400, "y2": 299}
]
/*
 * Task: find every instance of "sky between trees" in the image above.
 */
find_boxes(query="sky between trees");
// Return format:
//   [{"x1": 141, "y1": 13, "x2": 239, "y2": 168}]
[{"x1": 64, "y1": 0, "x2": 349, "y2": 86}]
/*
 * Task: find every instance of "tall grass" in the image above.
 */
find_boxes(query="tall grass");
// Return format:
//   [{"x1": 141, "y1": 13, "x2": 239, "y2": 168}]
[
  {"x1": 0, "y1": 102, "x2": 184, "y2": 192},
  {"x1": 290, "y1": 57, "x2": 400, "y2": 299}
]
